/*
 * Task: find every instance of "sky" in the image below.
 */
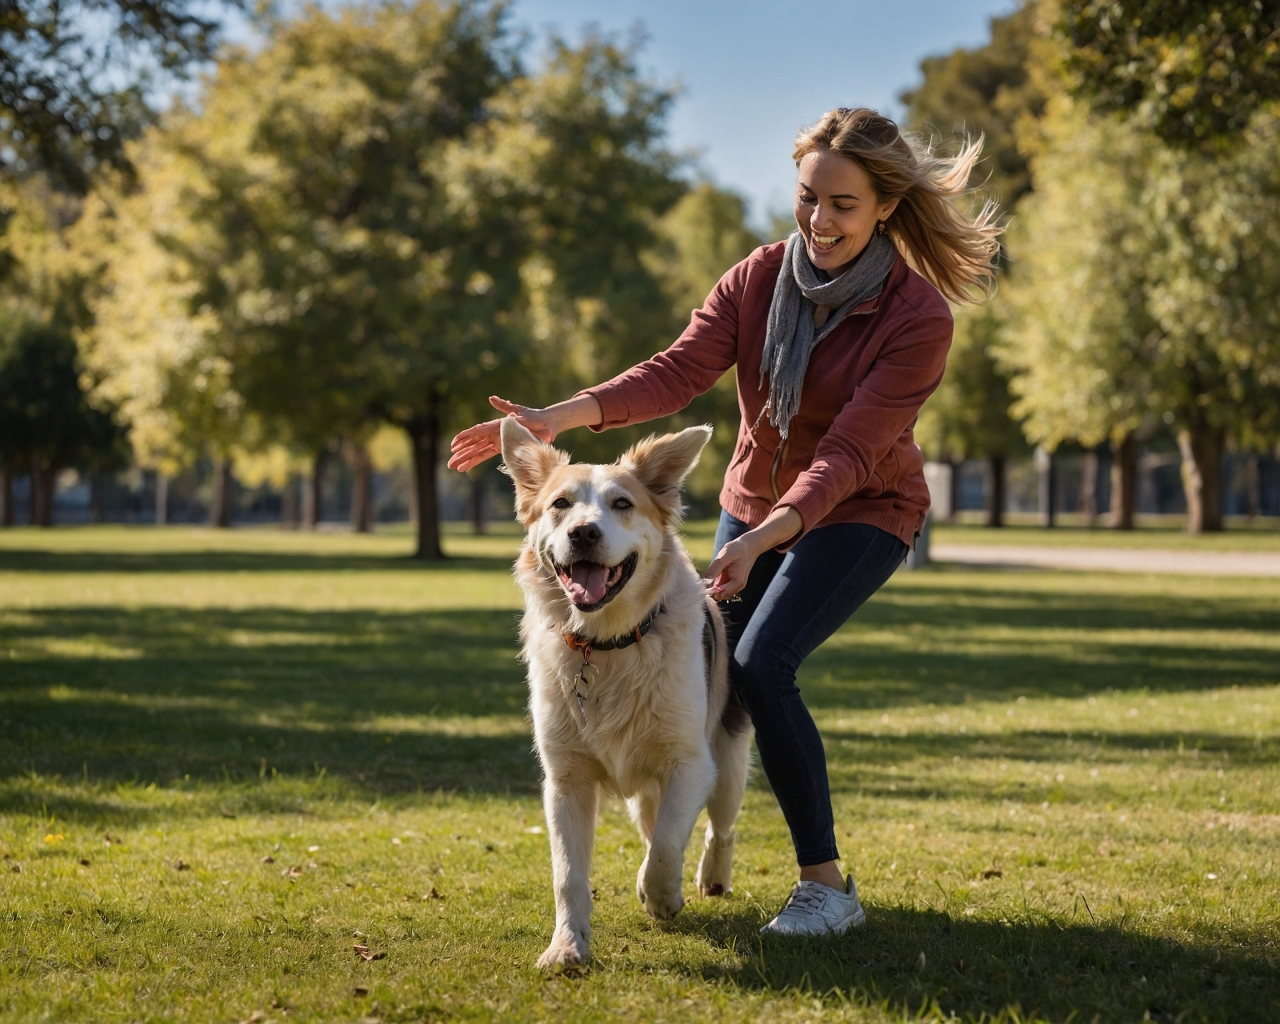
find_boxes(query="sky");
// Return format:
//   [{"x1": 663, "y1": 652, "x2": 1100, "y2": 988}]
[{"x1": 505, "y1": 0, "x2": 1019, "y2": 225}]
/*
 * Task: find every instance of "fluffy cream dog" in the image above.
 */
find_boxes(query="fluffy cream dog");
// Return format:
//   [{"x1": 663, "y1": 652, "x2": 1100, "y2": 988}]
[{"x1": 500, "y1": 417, "x2": 753, "y2": 969}]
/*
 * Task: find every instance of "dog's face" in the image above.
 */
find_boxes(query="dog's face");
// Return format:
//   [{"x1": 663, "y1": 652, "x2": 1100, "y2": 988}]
[{"x1": 501, "y1": 418, "x2": 711, "y2": 615}]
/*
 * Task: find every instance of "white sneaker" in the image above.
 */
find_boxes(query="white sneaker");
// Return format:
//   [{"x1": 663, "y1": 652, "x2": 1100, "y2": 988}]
[{"x1": 759, "y1": 875, "x2": 866, "y2": 936}]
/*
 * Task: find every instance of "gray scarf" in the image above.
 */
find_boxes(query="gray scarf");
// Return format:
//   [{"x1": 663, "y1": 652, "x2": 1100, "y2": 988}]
[{"x1": 759, "y1": 230, "x2": 897, "y2": 438}]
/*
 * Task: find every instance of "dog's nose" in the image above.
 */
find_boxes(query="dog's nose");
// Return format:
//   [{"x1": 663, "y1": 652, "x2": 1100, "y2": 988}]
[{"x1": 568, "y1": 522, "x2": 601, "y2": 545}]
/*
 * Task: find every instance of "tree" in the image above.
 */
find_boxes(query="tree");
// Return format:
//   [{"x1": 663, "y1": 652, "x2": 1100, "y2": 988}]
[
  {"x1": 1059, "y1": 0, "x2": 1280, "y2": 150},
  {"x1": 915, "y1": 305, "x2": 1029, "y2": 526},
  {"x1": 71, "y1": 135, "x2": 251, "y2": 527},
  {"x1": 996, "y1": 92, "x2": 1161, "y2": 529},
  {"x1": 1, "y1": 0, "x2": 245, "y2": 191},
  {"x1": 903, "y1": 3, "x2": 1043, "y2": 526}
]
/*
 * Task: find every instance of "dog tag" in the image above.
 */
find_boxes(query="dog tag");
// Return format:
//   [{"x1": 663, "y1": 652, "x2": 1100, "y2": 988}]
[{"x1": 572, "y1": 662, "x2": 599, "y2": 726}]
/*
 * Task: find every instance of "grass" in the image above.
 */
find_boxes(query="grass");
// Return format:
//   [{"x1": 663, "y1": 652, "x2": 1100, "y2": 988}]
[
  {"x1": 933, "y1": 517, "x2": 1280, "y2": 551},
  {"x1": 2, "y1": 524, "x2": 1279, "y2": 1023}
]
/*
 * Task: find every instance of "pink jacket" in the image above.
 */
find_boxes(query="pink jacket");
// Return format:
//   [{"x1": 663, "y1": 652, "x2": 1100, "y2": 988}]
[{"x1": 583, "y1": 240, "x2": 953, "y2": 548}]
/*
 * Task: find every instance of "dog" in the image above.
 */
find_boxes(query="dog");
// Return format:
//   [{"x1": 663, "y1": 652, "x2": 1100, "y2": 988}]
[{"x1": 500, "y1": 417, "x2": 753, "y2": 969}]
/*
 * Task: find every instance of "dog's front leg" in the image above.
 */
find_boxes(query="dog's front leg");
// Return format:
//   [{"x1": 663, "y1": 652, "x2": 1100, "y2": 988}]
[
  {"x1": 638, "y1": 752, "x2": 715, "y2": 920},
  {"x1": 537, "y1": 773, "x2": 598, "y2": 969}
]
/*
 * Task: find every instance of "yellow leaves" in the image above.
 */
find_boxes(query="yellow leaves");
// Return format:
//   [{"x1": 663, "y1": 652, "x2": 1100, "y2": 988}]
[{"x1": 43, "y1": 833, "x2": 65, "y2": 844}]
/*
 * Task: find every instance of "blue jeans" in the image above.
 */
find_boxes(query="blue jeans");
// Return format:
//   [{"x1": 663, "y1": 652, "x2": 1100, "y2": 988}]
[{"x1": 713, "y1": 510, "x2": 908, "y2": 866}]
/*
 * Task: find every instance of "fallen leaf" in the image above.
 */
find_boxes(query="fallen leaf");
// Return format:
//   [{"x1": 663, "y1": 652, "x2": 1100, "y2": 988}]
[
  {"x1": 261, "y1": 855, "x2": 275, "y2": 864},
  {"x1": 282, "y1": 865, "x2": 302, "y2": 879},
  {"x1": 353, "y1": 944, "x2": 386, "y2": 961},
  {"x1": 79, "y1": 858, "x2": 91, "y2": 867},
  {"x1": 980, "y1": 868, "x2": 1002, "y2": 880},
  {"x1": 421, "y1": 887, "x2": 443, "y2": 901},
  {"x1": 220, "y1": 808, "x2": 237, "y2": 819},
  {"x1": 591, "y1": 888, "x2": 598, "y2": 900},
  {"x1": 9, "y1": 864, "x2": 20, "y2": 873},
  {"x1": 756, "y1": 866, "x2": 769, "y2": 875},
  {"x1": 352, "y1": 987, "x2": 369, "y2": 997},
  {"x1": 915, "y1": 951, "x2": 927, "y2": 971},
  {"x1": 43, "y1": 834, "x2": 65, "y2": 845},
  {"x1": 103, "y1": 834, "x2": 120, "y2": 846},
  {"x1": 174, "y1": 860, "x2": 190, "y2": 871},
  {"x1": 239, "y1": 1012, "x2": 266, "y2": 1024}
]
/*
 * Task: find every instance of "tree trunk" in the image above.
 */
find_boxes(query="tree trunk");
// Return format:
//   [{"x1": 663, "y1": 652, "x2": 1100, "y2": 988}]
[
  {"x1": 302, "y1": 452, "x2": 324, "y2": 530},
  {"x1": 90, "y1": 473, "x2": 105, "y2": 523},
  {"x1": 1244, "y1": 452, "x2": 1261, "y2": 520},
  {"x1": 407, "y1": 404, "x2": 444, "y2": 560},
  {"x1": 281, "y1": 472, "x2": 299, "y2": 528},
  {"x1": 155, "y1": 472, "x2": 169, "y2": 526},
  {"x1": 210, "y1": 458, "x2": 233, "y2": 529},
  {"x1": 947, "y1": 457, "x2": 962, "y2": 523},
  {"x1": 1036, "y1": 446, "x2": 1056, "y2": 528},
  {"x1": 347, "y1": 443, "x2": 373, "y2": 534},
  {"x1": 985, "y1": 454, "x2": 1005, "y2": 528},
  {"x1": 1178, "y1": 422, "x2": 1225, "y2": 534},
  {"x1": 470, "y1": 469, "x2": 488, "y2": 535},
  {"x1": 31, "y1": 461, "x2": 57, "y2": 527},
  {"x1": 0, "y1": 471, "x2": 11, "y2": 527},
  {"x1": 1080, "y1": 448, "x2": 1100, "y2": 527},
  {"x1": 1109, "y1": 435, "x2": 1137, "y2": 530}
]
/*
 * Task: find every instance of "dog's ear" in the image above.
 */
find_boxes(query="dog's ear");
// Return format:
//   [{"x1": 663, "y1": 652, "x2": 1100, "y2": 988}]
[
  {"x1": 619, "y1": 425, "x2": 712, "y2": 522},
  {"x1": 500, "y1": 417, "x2": 568, "y2": 525}
]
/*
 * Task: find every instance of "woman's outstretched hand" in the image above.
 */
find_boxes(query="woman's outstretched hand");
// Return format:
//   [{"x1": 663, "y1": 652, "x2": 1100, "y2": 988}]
[{"x1": 447, "y1": 397, "x2": 559, "y2": 473}]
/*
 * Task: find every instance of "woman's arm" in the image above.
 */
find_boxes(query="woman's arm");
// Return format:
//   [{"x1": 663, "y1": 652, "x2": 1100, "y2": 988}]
[
  {"x1": 447, "y1": 394, "x2": 602, "y2": 472},
  {"x1": 449, "y1": 251, "x2": 758, "y2": 473}
]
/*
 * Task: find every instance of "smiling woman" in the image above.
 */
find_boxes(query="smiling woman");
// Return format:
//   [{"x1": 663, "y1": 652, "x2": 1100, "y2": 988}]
[{"x1": 450, "y1": 105, "x2": 1002, "y2": 942}]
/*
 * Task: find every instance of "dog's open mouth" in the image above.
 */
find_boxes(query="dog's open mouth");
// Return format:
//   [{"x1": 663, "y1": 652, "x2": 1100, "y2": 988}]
[{"x1": 555, "y1": 552, "x2": 638, "y2": 611}]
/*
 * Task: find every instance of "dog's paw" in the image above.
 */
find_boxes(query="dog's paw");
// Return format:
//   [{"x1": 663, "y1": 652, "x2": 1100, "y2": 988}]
[
  {"x1": 536, "y1": 928, "x2": 590, "y2": 971},
  {"x1": 696, "y1": 829, "x2": 735, "y2": 898},
  {"x1": 637, "y1": 856, "x2": 684, "y2": 919}
]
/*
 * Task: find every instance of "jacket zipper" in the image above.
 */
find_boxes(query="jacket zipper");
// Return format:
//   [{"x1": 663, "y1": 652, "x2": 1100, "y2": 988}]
[{"x1": 770, "y1": 437, "x2": 788, "y2": 503}]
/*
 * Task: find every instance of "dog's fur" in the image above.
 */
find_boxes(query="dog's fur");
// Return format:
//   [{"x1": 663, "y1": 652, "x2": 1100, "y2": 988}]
[{"x1": 500, "y1": 418, "x2": 753, "y2": 969}]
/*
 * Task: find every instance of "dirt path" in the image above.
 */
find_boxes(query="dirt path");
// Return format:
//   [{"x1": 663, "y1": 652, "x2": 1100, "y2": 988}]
[{"x1": 931, "y1": 543, "x2": 1280, "y2": 577}]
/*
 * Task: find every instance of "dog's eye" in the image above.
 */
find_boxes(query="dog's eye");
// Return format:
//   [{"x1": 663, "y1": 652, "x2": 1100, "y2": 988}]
[
  {"x1": 551, "y1": 496, "x2": 572, "y2": 510},
  {"x1": 612, "y1": 498, "x2": 633, "y2": 511}
]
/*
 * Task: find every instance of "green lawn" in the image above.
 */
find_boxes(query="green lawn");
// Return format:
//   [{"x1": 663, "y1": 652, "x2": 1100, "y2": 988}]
[
  {"x1": 933, "y1": 517, "x2": 1280, "y2": 551},
  {"x1": 2, "y1": 524, "x2": 1279, "y2": 1023}
]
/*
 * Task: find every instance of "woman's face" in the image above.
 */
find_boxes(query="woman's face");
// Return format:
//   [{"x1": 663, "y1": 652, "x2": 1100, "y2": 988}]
[{"x1": 793, "y1": 148, "x2": 900, "y2": 276}]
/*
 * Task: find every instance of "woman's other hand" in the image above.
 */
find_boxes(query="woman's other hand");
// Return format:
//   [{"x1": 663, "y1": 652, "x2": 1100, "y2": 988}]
[
  {"x1": 447, "y1": 394, "x2": 602, "y2": 473},
  {"x1": 703, "y1": 506, "x2": 803, "y2": 600}
]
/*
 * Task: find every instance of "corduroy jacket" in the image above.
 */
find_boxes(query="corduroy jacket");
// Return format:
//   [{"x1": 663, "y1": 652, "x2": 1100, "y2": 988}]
[{"x1": 582, "y1": 240, "x2": 953, "y2": 548}]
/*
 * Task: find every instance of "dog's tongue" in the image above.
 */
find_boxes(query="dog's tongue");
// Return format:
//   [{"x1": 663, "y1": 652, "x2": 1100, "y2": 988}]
[{"x1": 567, "y1": 562, "x2": 609, "y2": 605}]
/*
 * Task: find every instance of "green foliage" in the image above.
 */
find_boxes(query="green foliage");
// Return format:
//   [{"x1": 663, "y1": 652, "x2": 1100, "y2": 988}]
[
  {"x1": 902, "y1": 3, "x2": 1045, "y2": 207},
  {"x1": 2, "y1": 525, "x2": 1279, "y2": 1021},
  {"x1": 916, "y1": 304, "x2": 1027, "y2": 461},
  {"x1": 1059, "y1": 0, "x2": 1280, "y2": 150},
  {"x1": 903, "y1": 3, "x2": 1043, "y2": 465},
  {"x1": 0, "y1": 0, "x2": 246, "y2": 191}
]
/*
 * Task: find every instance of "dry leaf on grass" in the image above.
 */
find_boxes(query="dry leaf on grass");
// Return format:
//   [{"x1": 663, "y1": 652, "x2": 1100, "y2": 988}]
[
  {"x1": 421, "y1": 887, "x2": 442, "y2": 901},
  {"x1": 173, "y1": 860, "x2": 190, "y2": 871},
  {"x1": 352, "y1": 986, "x2": 369, "y2": 997},
  {"x1": 238, "y1": 1012, "x2": 266, "y2": 1024},
  {"x1": 261, "y1": 855, "x2": 275, "y2": 864},
  {"x1": 915, "y1": 951, "x2": 927, "y2": 971},
  {"x1": 980, "y1": 868, "x2": 1002, "y2": 880},
  {"x1": 353, "y1": 944, "x2": 386, "y2": 961},
  {"x1": 220, "y1": 808, "x2": 237, "y2": 819},
  {"x1": 282, "y1": 865, "x2": 302, "y2": 879},
  {"x1": 79, "y1": 859, "x2": 91, "y2": 867}
]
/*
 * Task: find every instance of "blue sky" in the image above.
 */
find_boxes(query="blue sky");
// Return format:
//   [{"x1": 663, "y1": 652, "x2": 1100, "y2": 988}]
[{"x1": 507, "y1": 0, "x2": 1019, "y2": 225}]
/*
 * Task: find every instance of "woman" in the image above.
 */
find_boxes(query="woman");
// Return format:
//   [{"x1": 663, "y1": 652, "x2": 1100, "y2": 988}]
[{"x1": 449, "y1": 108, "x2": 1000, "y2": 936}]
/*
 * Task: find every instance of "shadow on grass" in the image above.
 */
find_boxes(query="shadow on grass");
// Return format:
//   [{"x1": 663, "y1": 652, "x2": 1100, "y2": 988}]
[{"x1": 669, "y1": 902, "x2": 1277, "y2": 1022}]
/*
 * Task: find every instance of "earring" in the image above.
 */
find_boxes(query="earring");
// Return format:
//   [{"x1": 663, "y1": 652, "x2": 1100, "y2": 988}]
[{"x1": 877, "y1": 220, "x2": 887, "y2": 234}]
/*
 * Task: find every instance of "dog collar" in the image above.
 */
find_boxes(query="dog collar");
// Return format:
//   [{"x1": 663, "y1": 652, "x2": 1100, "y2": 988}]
[{"x1": 563, "y1": 606, "x2": 663, "y2": 658}]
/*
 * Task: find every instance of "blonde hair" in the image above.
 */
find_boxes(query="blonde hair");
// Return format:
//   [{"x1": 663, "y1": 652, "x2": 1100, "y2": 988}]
[{"x1": 793, "y1": 107, "x2": 1002, "y2": 304}]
